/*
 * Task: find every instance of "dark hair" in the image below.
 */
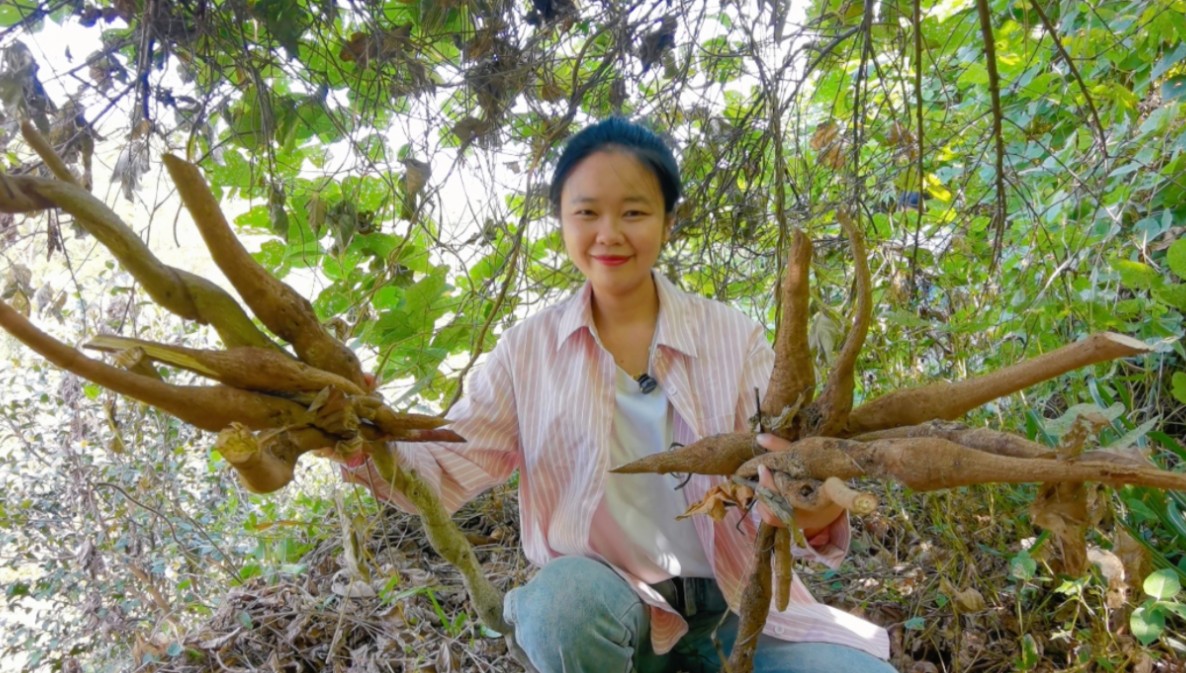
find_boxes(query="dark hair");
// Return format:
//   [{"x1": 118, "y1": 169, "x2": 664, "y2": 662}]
[{"x1": 549, "y1": 117, "x2": 681, "y2": 215}]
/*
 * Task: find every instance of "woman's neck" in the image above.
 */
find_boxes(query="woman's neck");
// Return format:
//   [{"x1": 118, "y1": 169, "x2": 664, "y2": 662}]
[{"x1": 590, "y1": 274, "x2": 660, "y2": 334}]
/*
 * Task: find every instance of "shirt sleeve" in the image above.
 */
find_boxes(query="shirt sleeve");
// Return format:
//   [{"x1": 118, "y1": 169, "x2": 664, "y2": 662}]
[
  {"x1": 341, "y1": 340, "x2": 522, "y2": 515},
  {"x1": 735, "y1": 321, "x2": 853, "y2": 569}
]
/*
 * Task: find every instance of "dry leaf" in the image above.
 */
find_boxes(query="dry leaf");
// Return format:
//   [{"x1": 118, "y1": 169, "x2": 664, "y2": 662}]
[
  {"x1": 810, "y1": 122, "x2": 840, "y2": 150},
  {"x1": 953, "y1": 587, "x2": 986, "y2": 612}
]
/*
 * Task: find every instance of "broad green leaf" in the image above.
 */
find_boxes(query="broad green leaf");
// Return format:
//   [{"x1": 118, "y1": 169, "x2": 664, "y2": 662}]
[
  {"x1": 1153, "y1": 284, "x2": 1186, "y2": 311},
  {"x1": 1130, "y1": 606, "x2": 1165, "y2": 646},
  {"x1": 1172, "y1": 372, "x2": 1186, "y2": 405},
  {"x1": 1144, "y1": 568, "x2": 1182, "y2": 600},
  {"x1": 1111, "y1": 259, "x2": 1159, "y2": 290},
  {"x1": 1168, "y1": 238, "x2": 1186, "y2": 281}
]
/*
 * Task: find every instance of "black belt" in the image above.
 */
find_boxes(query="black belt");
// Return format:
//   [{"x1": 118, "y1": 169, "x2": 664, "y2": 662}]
[{"x1": 649, "y1": 576, "x2": 725, "y2": 618}]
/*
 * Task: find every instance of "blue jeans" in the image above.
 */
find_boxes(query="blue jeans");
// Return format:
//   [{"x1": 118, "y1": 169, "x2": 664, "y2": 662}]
[{"x1": 503, "y1": 556, "x2": 897, "y2": 673}]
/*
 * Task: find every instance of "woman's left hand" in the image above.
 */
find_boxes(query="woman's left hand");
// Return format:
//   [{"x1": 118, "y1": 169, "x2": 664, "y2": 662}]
[{"x1": 754, "y1": 434, "x2": 845, "y2": 544}]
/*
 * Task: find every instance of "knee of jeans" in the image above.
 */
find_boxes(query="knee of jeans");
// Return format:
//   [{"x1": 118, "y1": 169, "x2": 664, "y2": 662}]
[{"x1": 505, "y1": 557, "x2": 644, "y2": 644}]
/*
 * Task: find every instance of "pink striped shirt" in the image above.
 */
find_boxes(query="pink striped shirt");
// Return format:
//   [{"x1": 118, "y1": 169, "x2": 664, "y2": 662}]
[{"x1": 345, "y1": 273, "x2": 889, "y2": 658}]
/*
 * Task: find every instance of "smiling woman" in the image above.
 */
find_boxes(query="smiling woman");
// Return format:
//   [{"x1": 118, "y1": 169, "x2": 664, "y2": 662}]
[
  {"x1": 560, "y1": 149, "x2": 672, "y2": 377},
  {"x1": 345, "y1": 118, "x2": 895, "y2": 673}
]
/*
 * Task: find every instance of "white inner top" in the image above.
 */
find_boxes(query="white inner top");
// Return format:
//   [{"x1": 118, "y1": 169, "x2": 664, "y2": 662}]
[{"x1": 589, "y1": 365, "x2": 714, "y2": 582}]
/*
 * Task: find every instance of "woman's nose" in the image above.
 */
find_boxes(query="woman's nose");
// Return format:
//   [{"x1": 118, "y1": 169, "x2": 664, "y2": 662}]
[{"x1": 594, "y1": 216, "x2": 624, "y2": 243}]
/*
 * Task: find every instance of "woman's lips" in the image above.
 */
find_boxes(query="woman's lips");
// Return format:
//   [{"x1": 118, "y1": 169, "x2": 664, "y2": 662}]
[{"x1": 593, "y1": 255, "x2": 630, "y2": 266}]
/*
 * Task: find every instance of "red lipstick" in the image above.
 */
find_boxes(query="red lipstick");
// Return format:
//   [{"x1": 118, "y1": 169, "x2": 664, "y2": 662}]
[{"x1": 593, "y1": 255, "x2": 630, "y2": 266}]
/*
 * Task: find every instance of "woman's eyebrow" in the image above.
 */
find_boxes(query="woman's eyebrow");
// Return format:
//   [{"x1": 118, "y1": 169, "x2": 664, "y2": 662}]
[{"x1": 567, "y1": 194, "x2": 655, "y2": 205}]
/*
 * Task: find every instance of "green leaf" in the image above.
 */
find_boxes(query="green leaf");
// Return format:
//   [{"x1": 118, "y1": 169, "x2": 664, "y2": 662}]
[
  {"x1": 237, "y1": 609, "x2": 256, "y2": 629},
  {"x1": 251, "y1": 0, "x2": 307, "y2": 58},
  {"x1": 1163, "y1": 601, "x2": 1186, "y2": 620},
  {"x1": 1111, "y1": 259, "x2": 1160, "y2": 289},
  {"x1": 1172, "y1": 372, "x2": 1186, "y2": 405},
  {"x1": 403, "y1": 267, "x2": 449, "y2": 319},
  {"x1": 1153, "y1": 283, "x2": 1186, "y2": 310},
  {"x1": 0, "y1": 3, "x2": 27, "y2": 26},
  {"x1": 1152, "y1": 42, "x2": 1186, "y2": 82},
  {"x1": 1168, "y1": 238, "x2": 1186, "y2": 281},
  {"x1": 1164, "y1": 76, "x2": 1186, "y2": 102},
  {"x1": 83, "y1": 382, "x2": 102, "y2": 400},
  {"x1": 1131, "y1": 605, "x2": 1166, "y2": 646},
  {"x1": 238, "y1": 563, "x2": 262, "y2": 582},
  {"x1": 903, "y1": 617, "x2": 926, "y2": 630},
  {"x1": 1010, "y1": 550, "x2": 1037, "y2": 581},
  {"x1": 1144, "y1": 568, "x2": 1182, "y2": 600},
  {"x1": 1019, "y1": 633, "x2": 1040, "y2": 669}
]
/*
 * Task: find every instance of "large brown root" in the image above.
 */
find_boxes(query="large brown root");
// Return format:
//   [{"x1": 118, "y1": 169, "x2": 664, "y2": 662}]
[
  {"x1": 0, "y1": 299, "x2": 314, "y2": 432},
  {"x1": 215, "y1": 423, "x2": 322, "y2": 493},
  {"x1": 725, "y1": 523, "x2": 776, "y2": 673},
  {"x1": 85, "y1": 335, "x2": 366, "y2": 395},
  {"x1": 773, "y1": 527, "x2": 792, "y2": 612},
  {"x1": 763, "y1": 229, "x2": 815, "y2": 428},
  {"x1": 610, "y1": 433, "x2": 765, "y2": 476},
  {"x1": 163, "y1": 155, "x2": 367, "y2": 388},
  {"x1": 736, "y1": 436, "x2": 1186, "y2": 492},
  {"x1": 845, "y1": 333, "x2": 1151, "y2": 435},
  {"x1": 852, "y1": 420, "x2": 1053, "y2": 458}
]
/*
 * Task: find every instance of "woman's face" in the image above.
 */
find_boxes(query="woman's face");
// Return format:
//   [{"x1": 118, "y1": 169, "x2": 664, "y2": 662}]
[{"x1": 559, "y1": 149, "x2": 671, "y2": 301}]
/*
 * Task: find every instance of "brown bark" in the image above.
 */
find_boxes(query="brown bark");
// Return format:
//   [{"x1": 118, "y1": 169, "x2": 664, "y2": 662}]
[
  {"x1": 162, "y1": 155, "x2": 366, "y2": 388},
  {"x1": 845, "y1": 333, "x2": 1151, "y2": 436}
]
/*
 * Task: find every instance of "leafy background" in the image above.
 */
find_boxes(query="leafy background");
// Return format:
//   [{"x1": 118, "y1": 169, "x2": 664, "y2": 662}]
[{"x1": 0, "y1": 0, "x2": 1184, "y2": 670}]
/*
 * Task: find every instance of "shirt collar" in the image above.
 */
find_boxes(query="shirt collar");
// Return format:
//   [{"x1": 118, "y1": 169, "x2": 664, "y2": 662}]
[{"x1": 554, "y1": 271, "x2": 699, "y2": 358}]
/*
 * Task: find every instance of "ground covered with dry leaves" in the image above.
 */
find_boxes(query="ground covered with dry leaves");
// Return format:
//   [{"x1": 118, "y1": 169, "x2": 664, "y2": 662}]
[{"x1": 150, "y1": 482, "x2": 1182, "y2": 673}]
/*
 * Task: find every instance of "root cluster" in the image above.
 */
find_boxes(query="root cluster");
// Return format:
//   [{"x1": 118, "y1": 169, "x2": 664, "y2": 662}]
[{"x1": 612, "y1": 214, "x2": 1174, "y2": 672}]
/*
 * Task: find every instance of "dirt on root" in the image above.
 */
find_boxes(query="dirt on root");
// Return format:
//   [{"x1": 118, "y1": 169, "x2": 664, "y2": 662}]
[{"x1": 147, "y1": 482, "x2": 1183, "y2": 673}]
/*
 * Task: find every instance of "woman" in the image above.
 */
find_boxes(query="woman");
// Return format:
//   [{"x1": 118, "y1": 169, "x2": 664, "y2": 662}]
[{"x1": 347, "y1": 118, "x2": 893, "y2": 672}]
